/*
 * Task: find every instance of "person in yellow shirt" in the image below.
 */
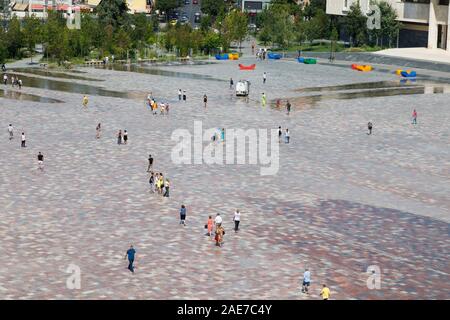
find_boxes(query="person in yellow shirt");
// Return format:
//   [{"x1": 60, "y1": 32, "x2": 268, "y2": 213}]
[
  {"x1": 320, "y1": 284, "x2": 330, "y2": 300},
  {"x1": 82, "y1": 95, "x2": 88, "y2": 107}
]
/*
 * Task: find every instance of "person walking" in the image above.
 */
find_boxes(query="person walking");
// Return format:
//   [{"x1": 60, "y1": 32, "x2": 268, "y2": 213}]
[
  {"x1": 206, "y1": 215, "x2": 214, "y2": 237},
  {"x1": 2, "y1": 74, "x2": 7, "y2": 85},
  {"x1": 367, "y1": 122, "x2": 373, "y2": 135},
  {"x1": 18, "y1": 79, "x2": 22, "y2": 89},
  {"x1": 233, "y1": 209, "x2": 241, "y2": 232},
  {"x1": 286, "y1": 100, "x2": 291, "y2": 115},
  {"x1": 214, "y1": 213, "x2": 222, "y2": 229},
  {"x1": 123, "y1": 130, "x2": 128, "y2": 144},
  {"x1": 230, "y1": 78, "x2": 234, "y2": 89},
  {"x1": 21, "y1": 132, "x2": 26, "y2": 148},
  {"x1": 11, "y1": 75, "x2": 15, "y2": 87},
  {"x1": 203, "y1": 94, "x2": 208, "y2": 108},
  {"x1": 179, "y1": 205, "x2": 186, "y2": 226},
  {"x1": 263, "y1": 72, "x2": 267, "y2": 84},
  {"x1": 7, "y1": 124, "x2": 13, "y2": 140},
  {"x1": 124, "y1": 245, "x2": 136, "y2": 273},
  {"x1": 302, "y1": 269, "x2": 311, "y2": 294},
  {"x1": 178, "y1": 89, "x2": 182, "y2": 101},
  {"x1": 158, "y1": 174, "x2": 164, "y2": 194},
  {"x1": 149, "y1": 172, "x2": 155, "y2": 193},
  {"x1": 182, "y1": 90, "x2": 187, "y2": 102},
  {"x1": 82, "y1": 95, "x2": 88, "y2": 107},
  {"x1": 285, "y1": 128, "x2": 290, "y2": 144},
  {"x1": 147, "y1": 154, "x2": 154, "y2": 172},
  {"x1": 320, "y1": 284, "x2": 330, "y2": 300},
  {"x1": 95, "y1": 123, "x2": 101, "y2": 139},
  {"x1": 117, "y1": 130, "x2": 122, "y2": 144},
  {"x1": 278, "y1": 126, "x2": 282, "y2": 143},
  {"x1": 221, "y1": 128, "x2": 225, "y2": 142},
  {"x1": 163, "y1": 179, "x2": 170, "y2": 197},
  {"x1": 37, "y1": 152, "x2": 44, "y2": 171},
  {"x1": 412, "y1": 109, "x2": 418, "y2": 125},
  {"x1": 215, "y1": 224, "x2": 225, "y2": 247},
  {"x1": 261, "y1": 93, "x2": 266, "y2": 107}
]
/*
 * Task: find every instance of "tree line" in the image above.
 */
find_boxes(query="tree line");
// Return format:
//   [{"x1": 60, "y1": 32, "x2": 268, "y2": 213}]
[
  {"x1": 256, "y1": 0, "x2": 400, "y2": 50},
  {"x1": 0, "y1": 0, "x2": 248, "y2": 64}
]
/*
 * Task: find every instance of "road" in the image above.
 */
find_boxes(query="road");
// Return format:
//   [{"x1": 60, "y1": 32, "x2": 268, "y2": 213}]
[{"x1": 178, "y1": 0, "x2": 201, "y2": 27}]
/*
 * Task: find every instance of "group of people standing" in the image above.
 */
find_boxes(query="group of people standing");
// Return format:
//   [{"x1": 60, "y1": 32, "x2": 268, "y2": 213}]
[
  {"x1": 178, "y1": 89, "x2": 187, "y2": 102},
  {"x1": 2, "y1": 74, "x2": 23, "y2": 89},
  {"x1": 278, "y1": 126, "x2": 290, "y2": 144},
  {"x1": 117, "y1": 129, "x2": 128, "y2": 144},
  {"x1": 147, "y1": 93, "x2": 169, "y2": 115},
  {"x1": 256, "y1": 48, "x2": 268, "y2": 60},
  {"x1": 148, "y1": 171, "x2": 170, "y2": 197}
]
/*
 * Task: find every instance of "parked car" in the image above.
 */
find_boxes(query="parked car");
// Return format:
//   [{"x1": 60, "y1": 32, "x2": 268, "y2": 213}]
[
  {"x1": 194, "y1": 12, "x2": 201, "y2": 23},
  {"x1": 236, "y1": 80, "x2": 250, "y2": 96}
]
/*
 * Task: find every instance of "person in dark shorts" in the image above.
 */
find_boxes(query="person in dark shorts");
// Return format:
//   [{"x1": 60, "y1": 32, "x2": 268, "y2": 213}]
[
  {"x1": 37, "y1": 152, "x2": 44, "y2": 170},
  {"x1": 203, "y1": 94, "x2": 208, "y2": 108},
  {"x1": 368, "y1": 122, "x2": 373, "y2": 135},
  {"x1": 123, "y1": 130, "x2": 128, "y2": 144},
  {"x1": 147, "y1": 154, "x2": 154, "y2": 172},
  {"x1": 125, "y1": 245, "x2": 136, "y2": 273},
  {"x1": 21, "y1": 132, "x2": 26, "y2": 147},
  {"x1": 183, "y1": 90, "x2": 187, "y2": 102},
  {"x1": 286, "y1": 100, "x2": 291, "y2": 115},
  {"x1": 302, "y1": 269, "x2": 311, "y2": 294},
  {"x1": 278, "y1": 126, "x2": 282, "y2": 143},
  {"x1": 180, "y1": 205, "x2": 186, "y2": 226}
]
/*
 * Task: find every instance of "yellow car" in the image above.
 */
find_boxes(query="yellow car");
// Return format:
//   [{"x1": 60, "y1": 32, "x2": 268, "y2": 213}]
[{"x1": 170, "y1": 19, "x2": 178, "y2": 26}]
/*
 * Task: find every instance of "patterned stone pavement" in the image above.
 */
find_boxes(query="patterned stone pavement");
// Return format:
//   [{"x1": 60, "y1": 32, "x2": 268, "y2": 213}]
[{"x1": 0, "y1": 54, "x2": 449, "y2": 299}]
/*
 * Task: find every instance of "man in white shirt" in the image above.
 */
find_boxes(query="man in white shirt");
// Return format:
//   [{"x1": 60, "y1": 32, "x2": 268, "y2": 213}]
[
  {"x1": 7, "y1": 124, "x2": 13, "y2": 140},
  {"x1": 214, "y1": 213, "x2": 222, "y2": 227},
  {"x1": 233, "y1": 210, "x2": 241, "y2": 232},
  {"x1": 302, "y1": 269, "x2": 311, "y2": 294},
  {"x1": 21, "y1": 132, "x2": 26, "y2": 147},
  {"x1": 3, "y1": 74, "x2": 7, "y2": 85}
]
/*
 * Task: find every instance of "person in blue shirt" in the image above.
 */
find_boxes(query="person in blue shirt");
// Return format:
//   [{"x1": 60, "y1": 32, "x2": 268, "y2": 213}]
[
  {"x1": 302, "y1": 268, "x2": 311, "y2": 294},
  {"x1": 180, "y1": 205, "x2": 186, "y2": 226},
  {"x1": 125, "y1": 245, "x2": 136, "y2": 273}
]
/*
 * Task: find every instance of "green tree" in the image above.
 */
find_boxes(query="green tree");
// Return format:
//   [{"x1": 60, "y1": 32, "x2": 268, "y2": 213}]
[
  {"x1": 345, "y1": 1, "x2": 367, "y2": 46},
  {"x1": 42, "y1": 12, "x2": 69, "y2": 63},
  {"x1": 22, "y1": 15, "x2": 42, "y2": 63},
  {"x1": 201, "y1": 0, "x2": 225, "y2": 18},
  {"x1": 258, "y1": 4, "x2": 294, "y2": 49},
  {"x1": 378, "y1": 0, "x2": 400, "y2": 47},
  {"x1": 115, "y1": 27, "x2": 132, "y2": 58},
  {"x1": 222, "y1": 10, "x2": 248, "y2": 51},
  {"x1": 0, "y1": 28, "x2": 7, "y2": 64},
  {"x1": 96, "y1": 0, "x2": 129, "y2": 28},
  {"x1": 5, "y1": 17, "x2": 23, "y2": 59},
  {"x1": 303, "y1": 0, "x2": 326, "y2": 19},
  {"x1": 303, "y1": 9, "x2": 330, "y2": 42}
]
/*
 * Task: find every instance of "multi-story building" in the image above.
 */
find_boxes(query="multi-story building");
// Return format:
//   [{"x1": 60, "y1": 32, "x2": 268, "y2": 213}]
[
  {"x1": 326, "y1": 0, "x2": 450, "y2": 51},
  {"x1": 6, "y1": 0, "x2": 153, "y2": 19}
]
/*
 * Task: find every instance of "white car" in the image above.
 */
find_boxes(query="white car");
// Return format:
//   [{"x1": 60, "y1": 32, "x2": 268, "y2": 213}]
[{"x1": 236, "y1": 80, "x2": 250, "y2": 96}]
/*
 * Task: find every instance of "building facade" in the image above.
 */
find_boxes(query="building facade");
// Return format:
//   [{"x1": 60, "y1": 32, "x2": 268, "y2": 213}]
[{"x1": 326, "y1": 0, "x2": 450, "y2": 51}]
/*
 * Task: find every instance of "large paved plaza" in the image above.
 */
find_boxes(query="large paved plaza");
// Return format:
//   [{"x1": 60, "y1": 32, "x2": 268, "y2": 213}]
[{"x1": 0, "y1": 52, "x2": 449, "y2": 299}]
